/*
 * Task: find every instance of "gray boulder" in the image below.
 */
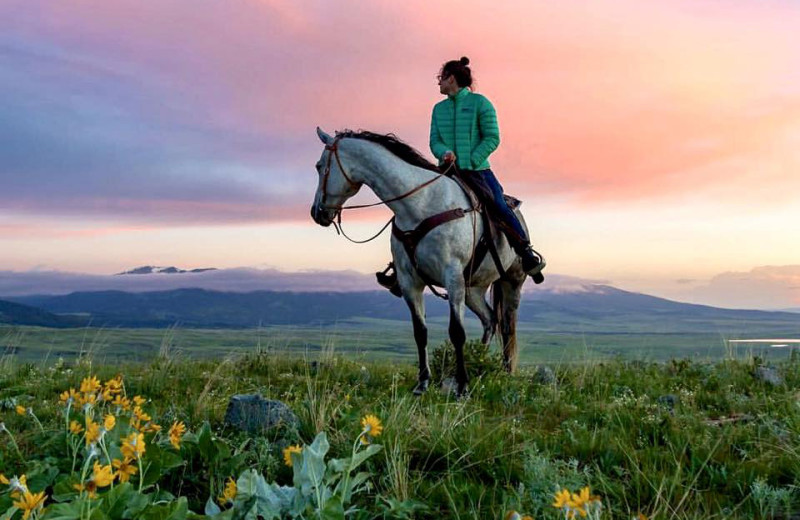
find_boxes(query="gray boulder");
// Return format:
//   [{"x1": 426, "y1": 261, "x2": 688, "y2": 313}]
[
  {"x1": 657, "y1": 394, "x2": 679, "y2": 411},
  {"x1": 754, "y1": 366, "x2": 783, "y2": 386},
  {"x1": 532, "y1": 366, "x2": 556, "y2": 385},
  {"x1": 224, "y1": 394, "x2": 299, "y2": 434}
]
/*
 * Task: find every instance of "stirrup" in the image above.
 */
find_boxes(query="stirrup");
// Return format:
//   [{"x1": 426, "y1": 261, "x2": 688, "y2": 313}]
[
  {"x1": 375, "y1": 263, "x2": 402, "y2": 297},
  {"x1": 522, "y1": 249, "x2": 546, "y2": 284}
]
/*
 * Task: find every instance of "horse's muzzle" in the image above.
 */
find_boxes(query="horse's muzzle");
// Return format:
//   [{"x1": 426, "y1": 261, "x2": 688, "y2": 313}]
[{"x1": 311, "y1": 203, "x2": 333, "y2": 227}]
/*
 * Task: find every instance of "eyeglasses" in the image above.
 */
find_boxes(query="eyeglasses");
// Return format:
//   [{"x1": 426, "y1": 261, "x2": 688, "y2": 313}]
[{"x1": 436, "y1": 73, "x2": 451, "y2": 82}]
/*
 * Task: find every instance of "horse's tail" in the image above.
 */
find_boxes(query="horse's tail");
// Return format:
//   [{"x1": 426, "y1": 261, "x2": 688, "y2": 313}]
[{"x1": 491, "y1": 277, "x2": 523, "y2": 373}]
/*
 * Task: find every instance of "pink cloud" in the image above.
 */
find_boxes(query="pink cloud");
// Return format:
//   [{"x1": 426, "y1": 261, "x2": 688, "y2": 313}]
[
  {"x1": 2, "y1": 0, "x2": 799, "y2": 226},
  {"x1": 690, "y1": 265, "x2": 800, "y2": 310}
]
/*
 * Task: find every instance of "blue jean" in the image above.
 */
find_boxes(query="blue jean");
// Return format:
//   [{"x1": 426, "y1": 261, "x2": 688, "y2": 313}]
[{"x1": 458, "y1": 169, "x2": 530, "y2": 251}]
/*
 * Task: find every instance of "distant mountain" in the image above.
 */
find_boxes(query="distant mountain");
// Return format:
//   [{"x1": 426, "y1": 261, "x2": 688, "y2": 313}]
[
  {"x1": 10, "y1": 286, "x2": 800, "y2": 335},
  {"x1": 116, "y1": 266, "x2": 217, "y2": 275},
  {"x1": 0, "y1": 299, "x2": 89, "y2": 328}
]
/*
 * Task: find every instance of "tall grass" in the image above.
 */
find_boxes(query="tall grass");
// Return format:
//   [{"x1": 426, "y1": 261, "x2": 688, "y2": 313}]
[{"x1": 0, "y1": 342, "x2": 798, "y2": 518}]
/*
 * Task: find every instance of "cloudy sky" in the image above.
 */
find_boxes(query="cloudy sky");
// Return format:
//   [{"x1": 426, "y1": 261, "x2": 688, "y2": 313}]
[{"x1": 1, "y1": 0, "x2": 799, "y2": 309}]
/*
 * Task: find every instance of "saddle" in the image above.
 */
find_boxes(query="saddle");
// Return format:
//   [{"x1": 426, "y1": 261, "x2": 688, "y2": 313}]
[{"x1": 387, "y1": 168, "x2": 520, "y2": 298}]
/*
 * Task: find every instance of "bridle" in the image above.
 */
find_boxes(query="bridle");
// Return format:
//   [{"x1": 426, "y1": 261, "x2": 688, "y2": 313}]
[
  {"x1": 319, "y1": 136, "x2": 361, "y2": 211},
  {"x1": 317, "y1": 135, "x2": 453, "y2": 243}
]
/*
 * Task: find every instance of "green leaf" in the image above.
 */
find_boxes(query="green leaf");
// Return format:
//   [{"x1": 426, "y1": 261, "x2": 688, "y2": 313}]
[
  {"x1": 51, "y1": 475, "x2": 82, "y2": 503},
  {"x1": 205, "y1": 497, "x2": 222, "y2": 516},
  {"x1": 123, "y1": 491, "x2": 152, "y2": 518},
  {"x1": 0, "y1": 507, "x2": 19, "y2": 520},
  {"x1": 349, "y1": 444, "x2": 382, "y2": 471},
  {"x1": 89, "y1": 507, "x2": 111, "y2": 520},
  {"x1": 293, "y1": 432, "x2": 329, "y2": 499},
  {"x1": 233, "y1": 469, "x2": 290, "y2": 520},
  {"x1": 165, "y1": 497, "x2": 189, "y2": 520},
  {"x1": 101, "y1": 482, "x2": 135, "y2": 519},
  {"x1": 319, "y1": 495, "x2": 345, "y2": 520},
  {"x1": 159, "y1": 450, "x2": 185, "y2": 473},
  {"x1": 40, "y1": 500, "x2": 84, "y2": 520},
  {"x1": 198, "y1": 422, "x2": 218, "y2": 463}
]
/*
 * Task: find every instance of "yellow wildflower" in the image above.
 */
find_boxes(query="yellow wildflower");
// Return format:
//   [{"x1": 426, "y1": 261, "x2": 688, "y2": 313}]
[
  {"x1": 75, "y1": 462, "x2": 115, "y2": 499},
  {"x1": 0, "y1": 474, "x2": 8, "y2": 485},
  {"x1": 553, "y1": 488, "x2": 572, "y2": 508},
  {"x1": 78, "y1": 392, "x2": 98, "y2": 407},
  {"x1": 69, "y1": 420, "x2": 84, "y2": 435},
  {"x1": 217, "y1": 477, "x2": 237, "y2": 505},
  {"x1": 15, "y1": 405, "x2": 27, "y2": 416},
  {"x1": 104, "y1": 376, "x2": 123, "y2": 395},
  {"x1": 359, "y1": 414, "x2": 383, "y2": 444},
  {"x1": 168, "y1": 421, "x2": 187, "y2": 449},
  {"x1": 85, "y1": 418, "x2": 101, "y2": 445},
  {"x1": 103, "y1": 414, "x2": 116, "y2": 432},
  {"x1": 133, "y1": 395, "x2": 146, "y2": 406},
  {"x1": 572, "y1": 486, "x2": 598, "y2": 506},
  {"x1": 283, "y1": 445, "x2": 303, "y2": 467},
  {"x1": 112, "y1": 394, "x2": 131, "y2": 411},
  {"x1": 60, "y1": 388, "x2": 79, "y2": 404},
  {"x1": 12, "y1": 490, "x2": 46, "y2": 520},
  {"x1": 80, "y1": 376, "x2": 101, "y2": 394},
  {"x1": 112, "y1": 458, "x2": 138, "y2": 483},
  {"x1": 100, "y1": 388, "x2": 113, "y2": 402},
  {"x1": 9, "y1": 475, "x2": 28, "y2": 499},
  {"x1": 121, "y1": 432, "x2": 146, "y2": 460},
  {"x1": 92, "y1": 462, "x2": 115, "y2": 488},
  {"x1": 144, "y1": 422, "x2": 161, "y2": 433},
  {"x1": 132, "y1": 406, "x2": 151, "y2": 422}
]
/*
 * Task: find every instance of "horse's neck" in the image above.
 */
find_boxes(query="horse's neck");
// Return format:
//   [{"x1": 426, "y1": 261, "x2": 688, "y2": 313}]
[{"x1": 350, "y1": 143, "x2": 464, "y2": 227}]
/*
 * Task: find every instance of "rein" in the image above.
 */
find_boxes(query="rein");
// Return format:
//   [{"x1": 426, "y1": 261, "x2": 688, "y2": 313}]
[{"x1": 322, "y1": 136, "x2": 454, "y2": 244}]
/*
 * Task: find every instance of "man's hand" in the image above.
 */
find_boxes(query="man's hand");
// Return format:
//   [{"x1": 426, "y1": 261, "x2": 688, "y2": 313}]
[{"x1": 442, "y1": 151, "x2": 456, "y2": 163}]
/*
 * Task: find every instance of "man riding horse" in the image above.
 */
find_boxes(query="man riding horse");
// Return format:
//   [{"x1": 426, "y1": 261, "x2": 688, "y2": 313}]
[{"x1": 377, "y1": 56, "x2": 545, "y2": 295}]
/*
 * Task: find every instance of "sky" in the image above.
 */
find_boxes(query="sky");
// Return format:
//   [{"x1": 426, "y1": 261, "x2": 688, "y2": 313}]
[{"x1": 1, "y1": 0, "x2": 799, "y2": 309}]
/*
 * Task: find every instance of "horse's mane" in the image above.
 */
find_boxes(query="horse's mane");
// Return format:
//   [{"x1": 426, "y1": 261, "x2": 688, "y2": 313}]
[{"x1": 337, "y1": 130, "x2": 440, "y2": 173}]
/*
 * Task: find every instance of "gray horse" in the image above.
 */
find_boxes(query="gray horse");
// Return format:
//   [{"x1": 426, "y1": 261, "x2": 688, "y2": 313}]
[{"x1": 310, "y1": 128, "x2": 529, "y2": 396}]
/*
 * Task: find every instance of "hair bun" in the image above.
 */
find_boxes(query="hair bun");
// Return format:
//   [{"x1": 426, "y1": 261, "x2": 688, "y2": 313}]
[{"x1": 459, "y1": 56, "x2": 470, "y2": 66}]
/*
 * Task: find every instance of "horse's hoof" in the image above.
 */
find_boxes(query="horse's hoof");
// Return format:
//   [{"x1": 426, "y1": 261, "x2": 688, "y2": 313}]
[
  {"x1": 412, "y1": 379, "x2": 430, "y2": 395},
  {"x1": 455, "y1": 384, "x2": 469, "y2": 400}
]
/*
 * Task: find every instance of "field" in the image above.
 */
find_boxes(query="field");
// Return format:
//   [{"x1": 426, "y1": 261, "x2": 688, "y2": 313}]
[
  {"x1": 1, "y1": 323, "x2": 799, "y2": 519},
  {"x1": 1, "y1": 318, "x2": 795, "y2": 365}
]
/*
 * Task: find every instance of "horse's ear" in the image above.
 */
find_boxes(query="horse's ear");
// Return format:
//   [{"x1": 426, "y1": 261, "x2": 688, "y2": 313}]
[{"x1": 316, "y1": 127, "x2": 333, "y2": 145}]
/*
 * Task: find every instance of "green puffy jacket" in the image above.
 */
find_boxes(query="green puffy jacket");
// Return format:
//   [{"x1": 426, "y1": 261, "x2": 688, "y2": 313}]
[{"x1": 429, "y1": 87, "x2": 500, "y2": 171}]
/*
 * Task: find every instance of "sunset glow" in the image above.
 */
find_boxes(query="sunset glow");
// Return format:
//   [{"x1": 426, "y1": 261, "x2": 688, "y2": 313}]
[{"x1": 1, "y1": 0, "x2": 799, "y2": 308}]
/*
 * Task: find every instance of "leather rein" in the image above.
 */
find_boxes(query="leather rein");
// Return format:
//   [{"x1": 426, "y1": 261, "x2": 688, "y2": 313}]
[{"x1": 320, "y1": 136, "x2": 454, "y2": 243}]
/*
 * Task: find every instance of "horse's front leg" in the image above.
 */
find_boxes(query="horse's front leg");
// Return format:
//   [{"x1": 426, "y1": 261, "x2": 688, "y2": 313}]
[
  {"x1": 402, "y1": 285, "x2": 430, "y2": 395},
  {"x1": 445, "y1": 270, "x2": 469, "y2": 397}
]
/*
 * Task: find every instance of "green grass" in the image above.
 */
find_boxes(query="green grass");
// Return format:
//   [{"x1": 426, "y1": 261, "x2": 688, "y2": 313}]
[
  {"x1": 1, "y1": 321, "x2": 793, "y2": 366},
  {"x1": 1, "y1": 335, "x2": 799, "y2": 518}
]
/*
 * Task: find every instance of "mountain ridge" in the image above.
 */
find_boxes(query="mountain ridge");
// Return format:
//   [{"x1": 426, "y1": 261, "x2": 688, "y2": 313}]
[{"x1": 5, "y1": 286, "x2": 800, "y2": 335}]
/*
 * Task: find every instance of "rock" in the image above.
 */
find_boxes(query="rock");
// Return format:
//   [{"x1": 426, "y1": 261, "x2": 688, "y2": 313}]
[
  {"x1": 754, "y1": 366, "x2": 783, "y2": 386},
  {"x1": 657, "y1": 394, "x2": 679, "y2": 410},
  {"x1": 532, "y1": 366, "x2": 556, "y2": 385},
  {"x1": 224, "y1": 394, "x2": 298, "y2": 434},
  {"x1": 440, "y1": 377, "x2": 458, "y2": 395}
]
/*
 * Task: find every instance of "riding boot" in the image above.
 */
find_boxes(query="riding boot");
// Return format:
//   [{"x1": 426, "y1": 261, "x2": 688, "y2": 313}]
[
  {"x1": 375, "y1": 262, "x2": 402, "y2": 297},
  {"x1": 518, "y1": 245, "x2": 546, "y2": 284}
]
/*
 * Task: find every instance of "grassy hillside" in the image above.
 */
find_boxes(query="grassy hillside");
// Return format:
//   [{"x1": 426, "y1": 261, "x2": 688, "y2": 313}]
[
  {"x1": 0, "y1": 345, "x2": 798, "y2": 518},
  {"x1": 1, "y1": 320, "x2": 796, "y2": 366}
]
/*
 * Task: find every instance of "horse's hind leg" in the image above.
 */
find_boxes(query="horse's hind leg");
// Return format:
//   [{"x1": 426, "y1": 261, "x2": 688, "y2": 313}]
[
  {"x1": 402, "y1": 286, "x2": 430, "y2": 395},
  {"x1": 465, "y1": 286, "x2": 495, "y2": 344},
  {"x1": 492, "y1": 277, "x2": 524, "y2": 373}
]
